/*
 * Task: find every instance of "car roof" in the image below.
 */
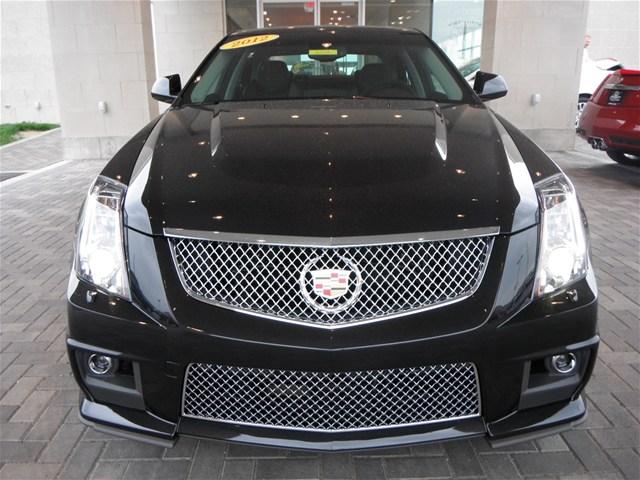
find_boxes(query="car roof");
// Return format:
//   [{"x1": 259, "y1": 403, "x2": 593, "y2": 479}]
[{"x1": 228, "y1": 25, "x2": 427, "y2": 40}]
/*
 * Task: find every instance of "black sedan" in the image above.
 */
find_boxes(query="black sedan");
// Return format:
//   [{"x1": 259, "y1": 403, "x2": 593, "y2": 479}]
[{"x1": 67, "y1": 26, "x2": 598, "y2": 451}]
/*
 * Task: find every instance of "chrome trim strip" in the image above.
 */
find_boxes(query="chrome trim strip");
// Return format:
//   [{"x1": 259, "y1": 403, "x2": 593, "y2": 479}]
[
  {"x1": 604, "y1": 83, "x2": 640, "y2": 91},
  {"x1": 181, "y1": 412, "x2": 482, "y2": 433},
  {"x1": 167, "y1": 237, "x2": 495, "y2": 330},
  {"x1": 180, "y1": 363, "x2": 482, "y2": 433},
  {"x1": 434, "y1": 107, "x2": 447, "y2": 161},
  {"x1": 163, "y1": 226, "x2": 500, "y2": 247},
  {"x1": 491, "y1": 114, "x2": 539, "y2": 233}
]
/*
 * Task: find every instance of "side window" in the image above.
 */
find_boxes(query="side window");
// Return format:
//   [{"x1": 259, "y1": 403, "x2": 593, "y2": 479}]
[
  {"x1": 363, "y1": 55, "x2": 382, "y2": 67},
  {"x1": 410, "y1": 47, "x2": 463, "y2": 101},
  {"x1": 271, "y1": 55, "x2": 298, "y2": 71},
  {"x1": 430, "y1": 74, "x2": 446, "y2": 95},
  {"x1": 271, "y1": 54, "x2": 380, "y2": 77}
]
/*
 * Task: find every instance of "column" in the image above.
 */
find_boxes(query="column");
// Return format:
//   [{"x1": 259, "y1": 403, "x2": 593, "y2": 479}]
[
  {"x1": 47, "y1": 0, "x2": 159, "y2": 159},
  {"x1": 481, "y1": 0, "x2": 589, "y2": 151},
  {"x1": 152, "y1": 0, "x2": 225, "y2": 80},
  {"x1": 0, "y1": 1, "x2": 59, "y2": 124}
]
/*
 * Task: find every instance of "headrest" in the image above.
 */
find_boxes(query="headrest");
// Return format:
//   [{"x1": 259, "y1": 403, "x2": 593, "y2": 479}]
[
  {"x1": 256, "y1": 60, "x2": 291, "y2": 94},
  {"x1": 357, "y1": 63, "x2": 394, "y2": 94}
]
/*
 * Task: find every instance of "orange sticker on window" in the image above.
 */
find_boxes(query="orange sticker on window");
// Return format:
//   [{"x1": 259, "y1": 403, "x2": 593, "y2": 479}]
[{"x1": 220, "y1": 34, "x2": 280, "y2": 50}]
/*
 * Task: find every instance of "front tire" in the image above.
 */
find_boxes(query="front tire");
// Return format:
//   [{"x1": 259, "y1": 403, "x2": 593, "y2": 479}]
[{"x1": 606, "y1": 148, "x2": 640, "y2": 166}]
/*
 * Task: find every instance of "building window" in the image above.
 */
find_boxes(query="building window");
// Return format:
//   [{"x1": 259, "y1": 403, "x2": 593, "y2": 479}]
[
  {"x1": 224, "y1": 0, "x2": 484, "y2": 71},
  {"x1": 226, "y1": 0, "x2": 257, "y2": 33},
  {"x1": 261, "y1": 2, "x2": 315, "y2": 28},
  {"x1": 365, "y1": 0, "x2": 432, "y2": 34},
  {"x1": 432, "y1": 0, "x2": 484, "y2": 68},
  {"x1": 320, "y1": 1, "x2": 359, "y2": 26}
]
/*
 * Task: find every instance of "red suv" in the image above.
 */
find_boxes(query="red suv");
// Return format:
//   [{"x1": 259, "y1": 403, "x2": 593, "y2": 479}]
[{"x1": 578, "y1": 69, "x2": 640, "y2": 165}]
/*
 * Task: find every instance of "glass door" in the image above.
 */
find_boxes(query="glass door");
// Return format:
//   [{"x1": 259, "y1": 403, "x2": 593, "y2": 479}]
[
  {"x1": 319, "y1": 1, "x2": 360, "y2": 26},
  {"x1": 260, "y1": 0, "x2": 316, "y2": 28},
  {"x1": 258, "y1": 0, "x2": 363, "y2": 27}
]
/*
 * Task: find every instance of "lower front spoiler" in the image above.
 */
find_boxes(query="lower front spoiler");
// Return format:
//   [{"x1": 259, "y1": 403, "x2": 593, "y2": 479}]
[
  {"x1": 79, "y1": 397, "x2": 177, "y2": 448},
  {"x1": 79, "y1": 395, "x2": 587, "y2": 452}
]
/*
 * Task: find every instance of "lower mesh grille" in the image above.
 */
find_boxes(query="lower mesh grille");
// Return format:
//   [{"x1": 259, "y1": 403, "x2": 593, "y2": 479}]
[{"x1": 182, "y1": 363, "x2": 480, "y2": 431}]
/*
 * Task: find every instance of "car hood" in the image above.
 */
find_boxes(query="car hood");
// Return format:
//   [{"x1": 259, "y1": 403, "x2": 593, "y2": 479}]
[{"x1": 124, "y1": 100, "x2": 538, "y2": 237}]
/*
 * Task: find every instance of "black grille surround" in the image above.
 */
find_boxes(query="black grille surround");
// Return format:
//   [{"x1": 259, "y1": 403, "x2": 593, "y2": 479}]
[
  {"x1": 182, "y1": 363, "x2": 481, "y2": 432},
  {"x1": 169, "y1": 234, "x2": 494, "y2": 327}
]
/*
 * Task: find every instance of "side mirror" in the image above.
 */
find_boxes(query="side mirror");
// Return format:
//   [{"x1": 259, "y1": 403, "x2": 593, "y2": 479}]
[
  {"x1": 151, "y1": 74, "x2": 181, "y2": 103},
  {"x1": 473, "y1": 71, "x2": 508, "y2": 100}
]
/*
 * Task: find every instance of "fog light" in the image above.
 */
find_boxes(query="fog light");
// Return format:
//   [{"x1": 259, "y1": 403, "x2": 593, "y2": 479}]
[
  {"x1": 550, "y1": 353, "x2": 577, "y2": 374},
  {"x1": 88, "y1": 354, "x2": 113, "y2": 375}
]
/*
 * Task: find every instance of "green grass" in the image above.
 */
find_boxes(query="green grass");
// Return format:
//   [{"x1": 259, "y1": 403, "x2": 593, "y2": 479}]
[{"x1": 0, "y1": 122, "x2": 59, "y2": 146}]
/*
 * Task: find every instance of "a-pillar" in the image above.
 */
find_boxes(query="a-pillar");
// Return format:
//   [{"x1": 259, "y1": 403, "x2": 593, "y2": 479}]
[
  {"x1": 47, "y1": 0, "x2": 159, "y2": 159},
  {"x1": 481, "y1": 0, "x2": 589, "y2": 151}
]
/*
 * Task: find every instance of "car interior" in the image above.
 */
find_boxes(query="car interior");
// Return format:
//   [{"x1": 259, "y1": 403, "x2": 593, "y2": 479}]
[
  {"x1": 188, "y1": 44, "x2": 462, "y2": 104},
  {"x1": 241, "y1": 59, "x2": 420, "y2": 100}
]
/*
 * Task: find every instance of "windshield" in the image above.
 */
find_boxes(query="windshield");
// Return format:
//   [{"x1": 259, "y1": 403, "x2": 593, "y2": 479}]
[{"x1": 182, "y1": 29, "x2": 469, "y2": 104}]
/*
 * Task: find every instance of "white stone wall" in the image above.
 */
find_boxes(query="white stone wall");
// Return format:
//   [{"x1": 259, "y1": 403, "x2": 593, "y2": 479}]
[
  {"x1": 481, "y1": 0, "x2": 589, "y2": 150},
  {"x1": 47, "y1": 0, "x2": 158, "y2": 159},
  {"x1": 151, "y1": 0, "x2": 225, "y2": 81},
  {"x1": 7, "y1": 0, "x2": 626, "y2": 155},
  {"x1": 0, "y1": 1, "x2": 59, "y2": 124},
  {"x1": 587, "y1": 0, "x2": 640, "y2": 69}
]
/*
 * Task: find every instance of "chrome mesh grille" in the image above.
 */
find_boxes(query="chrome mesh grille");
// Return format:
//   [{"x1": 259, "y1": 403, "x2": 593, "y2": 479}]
[
  {"x1": 170, "y1": 235, "x2": 492, "y2": 326},
  {"x1": 182, "y1": 363, "x2": 480, "y2": 431}
]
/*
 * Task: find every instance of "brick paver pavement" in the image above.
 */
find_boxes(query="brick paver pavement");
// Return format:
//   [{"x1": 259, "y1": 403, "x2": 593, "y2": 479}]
[
  {"x1": 0, "y1": 130, "x2": 63, "y2": 172},
  {"x1": 0, "y1": 133, "x2": 638, "y2": 479}
]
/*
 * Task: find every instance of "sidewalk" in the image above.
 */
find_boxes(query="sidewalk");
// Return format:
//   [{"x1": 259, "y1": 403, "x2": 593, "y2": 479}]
[
  {"x1": 0, "y1": 129, "x2": 64, "y2": 178},
  {"x1": 0, "y1": 132, "x2": 638, "y2": 479}
]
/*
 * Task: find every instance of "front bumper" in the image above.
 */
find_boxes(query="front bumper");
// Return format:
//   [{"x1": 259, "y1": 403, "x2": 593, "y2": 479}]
[
  {"x1": 67, "y1": 282, "x2": 598, "y2": 452},
  {"x1": 67, "y1": 224, "x2": 599, "y2": 451},
  {"x1": 76, "y1": 393, "x2": 589, "y2": 451}
]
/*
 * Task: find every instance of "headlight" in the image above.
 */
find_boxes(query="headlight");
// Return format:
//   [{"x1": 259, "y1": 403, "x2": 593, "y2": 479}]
[
  {"x1": 534, "y1": 174, "x2": 588, "y2": 297},
  {"x1": 75, "y1": 176, "x2": 130, "y2": 299}
]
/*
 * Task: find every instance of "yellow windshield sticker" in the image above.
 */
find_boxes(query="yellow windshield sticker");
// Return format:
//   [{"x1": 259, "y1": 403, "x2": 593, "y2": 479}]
[
  {"x1": 309, "y1": 49, "x2": 339, "y2": 56},
  {"x1": 220, "y1": 34, "x2": 280, "y2": 50}
]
